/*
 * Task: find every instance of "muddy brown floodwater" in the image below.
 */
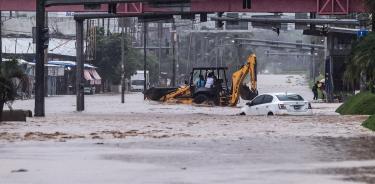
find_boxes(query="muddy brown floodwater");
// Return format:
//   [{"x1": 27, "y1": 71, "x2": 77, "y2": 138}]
[{"x1": 0, "y1": 75, "x2": 374, "y2": 184}]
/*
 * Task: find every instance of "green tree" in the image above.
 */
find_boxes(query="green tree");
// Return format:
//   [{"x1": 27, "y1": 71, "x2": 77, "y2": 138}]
[
  {"x1": 0, "y1": 59, "x2": 27, "y2": 121},
  {"x1": 344, "y1": 32, "x2": 375, "y2": 91},
  {"x1": 94, "y1": 30, "x2": 160, "y2": 87},
  {"x1": 343, "y1": 1, "x2": 375, "y2": 91}
]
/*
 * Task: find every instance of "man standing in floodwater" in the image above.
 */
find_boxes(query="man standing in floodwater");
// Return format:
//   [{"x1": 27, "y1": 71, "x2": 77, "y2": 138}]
[{"x1": 312, "y1": 81, "x2": 319, "y2": 100}]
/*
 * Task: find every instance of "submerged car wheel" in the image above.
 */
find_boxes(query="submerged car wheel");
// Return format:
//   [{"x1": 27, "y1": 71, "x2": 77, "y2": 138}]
[
  {"x1": 193, "y1": 94, "x2": 209, "y2": 104},
  {"x1": 267, "y1": 112, "x2": 274, "y2": 116}
]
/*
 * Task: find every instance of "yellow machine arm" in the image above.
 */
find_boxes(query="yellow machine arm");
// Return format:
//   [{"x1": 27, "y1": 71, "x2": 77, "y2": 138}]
[
  {"x1": 160, "y1": 85, "x2": 193, "y2": 104},
  {"x1": 229, "y1": 54, "x2": 257, "y2": 106}
]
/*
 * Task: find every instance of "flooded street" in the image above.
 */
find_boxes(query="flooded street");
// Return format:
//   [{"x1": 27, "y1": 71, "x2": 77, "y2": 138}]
[{"x1": 0, "y1": 75, "x2": 374, "y2": 184}]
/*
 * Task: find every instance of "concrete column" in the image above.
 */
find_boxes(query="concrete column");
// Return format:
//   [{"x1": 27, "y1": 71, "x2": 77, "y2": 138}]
[
  {"x1": 76, "y1": 19, "x2": 85, "y2": 111},
  {"x1": 35, "y1": 0, "x2": 46, "y2": 117}
]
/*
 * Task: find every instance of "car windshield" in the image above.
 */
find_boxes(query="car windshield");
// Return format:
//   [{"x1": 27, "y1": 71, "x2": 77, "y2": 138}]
[{"x1": 276, "y1": 94, "x2": 304, "y2": 101}]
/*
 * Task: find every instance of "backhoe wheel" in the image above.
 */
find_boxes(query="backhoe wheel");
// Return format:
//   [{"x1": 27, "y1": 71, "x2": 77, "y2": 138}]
[{"x1": 193, "y1": 94, "x2": 209, "y2": 104}]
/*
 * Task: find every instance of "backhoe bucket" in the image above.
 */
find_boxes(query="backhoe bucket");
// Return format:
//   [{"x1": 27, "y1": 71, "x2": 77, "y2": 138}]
[
  {"x1": 239, "y1": 84, "x2": 258, "y2": 101},
  {"x1": 144, "y1": 87, "x2": 178, "y2": 101}
]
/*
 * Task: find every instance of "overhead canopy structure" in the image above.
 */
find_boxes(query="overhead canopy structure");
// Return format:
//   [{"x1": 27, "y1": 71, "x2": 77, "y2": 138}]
[
  {"x1": 0, "y1": 0, "x2": 366, "y2": 14},
  {"x1": 48, "y1": 60, "x2": 97, "y2": 68}
]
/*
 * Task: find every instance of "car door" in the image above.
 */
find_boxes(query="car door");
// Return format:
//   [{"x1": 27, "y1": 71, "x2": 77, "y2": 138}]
[
  {"x1": 248, "y1": 95, "x2": 265, "y2": 115},
  {"x1": 256, "y1": 95, "x2": 274, "y2": 115}
]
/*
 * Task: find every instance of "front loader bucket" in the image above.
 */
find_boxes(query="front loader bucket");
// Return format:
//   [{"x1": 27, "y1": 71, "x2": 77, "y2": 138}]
[
  {"x1": 239, "y1": 84, "x2": 258, "y2": 101},
  {"x1": 144, "y1": 87, "x2": 178, "y2": 101}
]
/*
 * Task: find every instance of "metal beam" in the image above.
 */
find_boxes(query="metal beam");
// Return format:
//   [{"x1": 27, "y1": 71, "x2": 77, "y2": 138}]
[
  {"x1": 45, "y1": 0, "x2": 189, "y2": 6},
  {"x1": 45, "y1": 0, "x2": 145, "y2": 6},
  {"x1": 234, "y1": 38, "x2": 325, "y2": 49},
  {"x1": 132, "y1": 46, "x2": 171, "y2": 49},
  {"x1": 239, "y1": 43, "x2": 323, "y2": 50},
  {"x1": 0, "y1": 0, "x2": 366, "y2": 13},
  {"x1": 73, "y1": 11, "x2": 193, "y2": 20},
  {"x1": 211, "y1": 17, "x2": 360, "y2": 26},
  {"x1": 266, "y1": 52, "x2": 316, "y2": 56}
]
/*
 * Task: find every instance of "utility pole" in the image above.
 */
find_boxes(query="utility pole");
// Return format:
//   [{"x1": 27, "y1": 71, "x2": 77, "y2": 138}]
[
  {"x1": 158, "y1": 22, "x2": 162, "y2": 83},
  {"x1": 171, "y1": 20, "x2": 177, "y2": 87},
  {"x1": 76, "y1": 19, "x2": 85, "y2": 111},
  {"x1": 311, "y1": 42, "x2": 316, "y2": 82},
  {"x1": 236, "y1": 40, "x2": 242, "y2": 67},
  {"x1": 35, "y1": 0, "x2": 46, "y2": 117},
  {"x1": 143, "y1": 22, "x2": 148, "y2": 99},
  {"x1": 44, "y1": 12, "x2": 49, "y2": 97},
  {"x1": 121, "y1": 19, "x2": 127, "y2": 104},
  {"x1": 187, "y1": 32, "x2": 192, "y2": 74},
  {"x1": 107, "y1": 18, "x2": 110, "y2": 36}
]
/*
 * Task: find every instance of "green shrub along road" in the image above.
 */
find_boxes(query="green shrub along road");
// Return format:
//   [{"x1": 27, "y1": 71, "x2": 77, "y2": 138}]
[
  {"x1": 336, "y1": 92, "x2": 375, "y2": 131},
  {"x1": 336, "y1": 92, "x2": 375, "y2": 115},
  {"x1": 362, "y1": 115, "x2": 375, "y2": 131}
]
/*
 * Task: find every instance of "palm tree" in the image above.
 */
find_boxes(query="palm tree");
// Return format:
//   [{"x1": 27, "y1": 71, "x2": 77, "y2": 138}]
[
  {"x1": 343, "y1": 1, "x2": 375, "y2": 91},
  {"x1": 365, "y1": 0, "x2": 375, "y2": 30},
  {"x1": 344, "y1": 32, "x2": 375, "y2": 91},
  {"x1": 0, "y1": 59, "x2": 27, "y2": 121}
]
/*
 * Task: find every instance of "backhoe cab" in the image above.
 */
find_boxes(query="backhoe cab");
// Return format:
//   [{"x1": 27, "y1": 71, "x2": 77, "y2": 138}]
[{"x1": 190, "y1": 67, "x2": 230, "y2": 105}]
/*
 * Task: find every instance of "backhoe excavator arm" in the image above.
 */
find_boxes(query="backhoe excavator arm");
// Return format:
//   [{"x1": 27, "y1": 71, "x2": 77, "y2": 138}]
[{"x1": 229, "y1": 54, "x2": 258, "y2": 106}]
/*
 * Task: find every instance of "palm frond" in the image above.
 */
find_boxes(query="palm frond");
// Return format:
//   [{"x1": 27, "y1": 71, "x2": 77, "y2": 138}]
[{"x1": 0, "y1": 59, "x2": 27, "y2": 103}]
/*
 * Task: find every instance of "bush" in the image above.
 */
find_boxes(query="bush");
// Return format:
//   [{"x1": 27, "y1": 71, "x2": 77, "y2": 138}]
[
  {"x1": 362, "y1": 115, "x2": 375, "y2": 131},
  {"x1": 336, "y1": 92, "x2": 375, "y2": 115}
]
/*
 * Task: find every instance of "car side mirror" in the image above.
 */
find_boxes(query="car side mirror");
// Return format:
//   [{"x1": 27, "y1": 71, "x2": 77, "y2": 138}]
[{"x1": 246, "y1": 102, "x2": 252, "y2": 106}]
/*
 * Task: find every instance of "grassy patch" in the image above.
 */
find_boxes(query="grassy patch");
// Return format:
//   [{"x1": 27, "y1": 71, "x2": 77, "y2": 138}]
[
  {"x1": 336, "y1": 92, "x2": 375, "y2": 115},
  {"x1": 362, "y1": 115, "x2": 375, "y2": 131}
]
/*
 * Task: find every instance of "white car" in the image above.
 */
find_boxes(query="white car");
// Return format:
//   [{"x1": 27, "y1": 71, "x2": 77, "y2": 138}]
[{"x1": 240, "y1": 93, "x2": 313, "y2": 116}]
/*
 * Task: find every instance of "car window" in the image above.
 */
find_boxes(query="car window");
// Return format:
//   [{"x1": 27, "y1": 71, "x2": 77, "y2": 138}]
[
  {"x1": 276, "y1": 94, "x2": 304, "y2": 101},
  {"x1": 262, "y1": 95, "x2": 273, "y2": 104},
  {"x1": 252, "y1": 95, "x2": 264, "y2": 106},
  {"x1": 131, "y1": 80, "x2": 144, "y2": 85}
]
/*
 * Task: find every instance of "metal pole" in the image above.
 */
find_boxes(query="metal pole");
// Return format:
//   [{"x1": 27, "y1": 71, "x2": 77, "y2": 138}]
[
  {"x1": 237, "y1": 41, "x2": 241, "y2": 67},
  {"x1": 158, "y1": 22, "x2": 162, "y2": 83},
  {"x1": 44, "y1": 11, "x2": 49, "y2": 97},
  {"x1": 121, "y1": 25, "x2": 125, "y2": 104},
  {"x1": 187, "y1": 32, "x2": 192, "y2": 74},
  {"x1": 220, "y1": 39, "x2": 224, "y2": 66},
  {"x1": 171, "y1": 20, "x2": 176, "y2": 86},
  {"x1": 107, "y1": 18, "x2": 110, "y2": 36},
  {"x1": 76, "y1": 19, "x2": 85, "y2": 111},
  {"x1": 143, "y1": 22, "x2": 147, "y2": 99},
  {"x1": 35, "y1": 0, "x2": 46, "y2": 117},
  {"x1": 312, "y1": 47, "x2": 315, "y2": 82}
]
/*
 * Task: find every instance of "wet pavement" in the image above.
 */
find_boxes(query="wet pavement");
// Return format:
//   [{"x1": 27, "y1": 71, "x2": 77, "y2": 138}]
[
  {"x1": 0, "y1": 74, "x2": 374, "y2": 184},
  {"x1": 1, "y1": 136, "x2": 375, "y2": 184}
]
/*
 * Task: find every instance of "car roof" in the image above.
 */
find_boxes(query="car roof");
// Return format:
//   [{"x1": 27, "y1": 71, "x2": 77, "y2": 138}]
[{"x1": 259, "y1": 92, "x2": 299, "y2": 96}]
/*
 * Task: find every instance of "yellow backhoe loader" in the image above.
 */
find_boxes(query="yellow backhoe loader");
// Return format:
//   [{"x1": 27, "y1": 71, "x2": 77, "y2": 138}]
[{"x1": 144, "y1": 54, "x2": 258, "y2": 106}]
